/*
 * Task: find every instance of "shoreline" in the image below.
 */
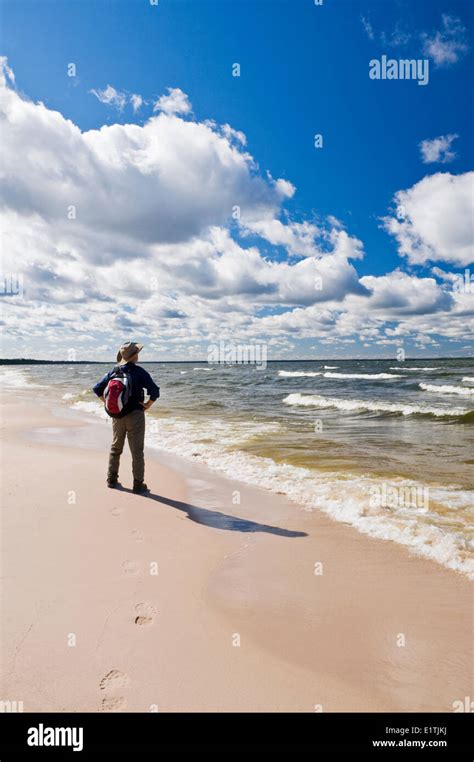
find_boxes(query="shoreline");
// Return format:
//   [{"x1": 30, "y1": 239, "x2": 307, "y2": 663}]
[{"x1": 1, "y1": 396, "x2": 472, "y2": 711}]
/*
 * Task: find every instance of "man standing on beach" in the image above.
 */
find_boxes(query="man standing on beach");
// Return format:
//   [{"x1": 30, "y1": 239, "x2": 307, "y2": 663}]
[{"x1": 92, "y1": 342, "x2": 160, "y2": 493}]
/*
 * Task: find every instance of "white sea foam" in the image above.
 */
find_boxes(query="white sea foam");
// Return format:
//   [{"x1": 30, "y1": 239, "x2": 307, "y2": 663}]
[
  {"x1": 283, "y1": 392, "x2": 468, "y2": 418},
  {"x1": 0, "y1": 368, "x2": 46, "y2": 388},
  {"x1": 323, "y1": 372, "x2": 402, "y2": 380},
  {"x1": 146, "y1": 419, "x2": 474, "y2": 578},
  {"x1": 62, "y1": 392, "x2": 74, "y2": 399},
  {"x1": 66, "y1": 398, "x2": 474, "y2": 577},
  {"x1": 462, "y1": 376, "x2": 474, "y2": 385},
  {"x1": 193, "y1": 367, "x2": 213, "y2": 372},
  {"x1": 278, "y1": 370, "x2": 401, "y2": 380},
  {"x1": 73, "y1": 400, "x2": 108, "y2": 419},
  {"x1": 323, "y1": 365, "x2": 338, "y2": 369},
  {"x1": 390, "y1": 367, "x2": 441, "y2": 372},
  {"x1": 278, "y1": 370, "x2": 322, "y2": 377},
  {"x1": 419, "y1": 383, "x2": 474, "y2": 397}
]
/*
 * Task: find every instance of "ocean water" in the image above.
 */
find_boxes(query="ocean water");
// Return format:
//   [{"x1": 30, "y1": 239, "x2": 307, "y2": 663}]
[{"x1": 2, "y1": 358, "x2": 473, "y2": 577}]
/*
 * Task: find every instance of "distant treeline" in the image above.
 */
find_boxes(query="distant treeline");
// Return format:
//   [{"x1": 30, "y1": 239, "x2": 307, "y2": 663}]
[
  {"x1": 0, "y1": 359, "x2": 109, "y2": 365},
  {"x1": 1, "y1": 358, "x2": 205, "y2": 364}
]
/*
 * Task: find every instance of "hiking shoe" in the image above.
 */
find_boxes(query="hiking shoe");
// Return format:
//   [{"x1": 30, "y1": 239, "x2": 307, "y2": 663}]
[
  {"x1": 133, "y1": 481, "x2": 149, "y2": 494},
  {"x1": 107, "y1": 480, "x2": 120, "y2": 489}
]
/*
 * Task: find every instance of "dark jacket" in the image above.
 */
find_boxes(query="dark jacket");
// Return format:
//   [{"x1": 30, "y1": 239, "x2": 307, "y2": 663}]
[{"x1": 93, "y1": 363, "x2": 160, "y2": 415}]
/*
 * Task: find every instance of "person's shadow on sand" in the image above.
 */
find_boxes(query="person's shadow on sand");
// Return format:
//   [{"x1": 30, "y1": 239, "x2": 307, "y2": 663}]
[{"x1": 118, "y1": 487, "x2": 307, "y2": 537}]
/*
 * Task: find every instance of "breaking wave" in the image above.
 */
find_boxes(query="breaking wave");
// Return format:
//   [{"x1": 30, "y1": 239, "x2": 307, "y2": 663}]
[
  {"x1": 323, "y1": 372, "x2": 402, "y2": 380},
  {"x1": 419, "y1": 383, "x2": 474, "y2": 397},
  {"x1": 283, "y1": 392, "x2": 471, "y2": 419}
]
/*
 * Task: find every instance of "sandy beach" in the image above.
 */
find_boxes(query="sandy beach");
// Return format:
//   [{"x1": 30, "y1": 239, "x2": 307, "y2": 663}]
[{"x1": 1, "y1": 393, "x2": 472, "y2": 713}]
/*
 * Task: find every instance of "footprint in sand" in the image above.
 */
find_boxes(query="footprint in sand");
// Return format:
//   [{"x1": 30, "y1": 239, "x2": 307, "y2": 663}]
[
  {"x1": 99, "y1": 670, "x2": 129, "y2": 713},
  {"x1": 111, "y1": 505, "x2": 125, "y2": 517},
  {"x1": 101, "y1": 696, "x2": 126, "y2": 712},
  {"x1": 131, "y1": 529, "x2": 144, "y2": 543},
  {"x1": 99, "y1": 669, "x2": 130, "y2": 692},
  {"x1": 134, "y1": 602, "x2": 157, "y2": 626},
  {"x1": 122, "y1": 560, "x2": 140, "y2": 575}
]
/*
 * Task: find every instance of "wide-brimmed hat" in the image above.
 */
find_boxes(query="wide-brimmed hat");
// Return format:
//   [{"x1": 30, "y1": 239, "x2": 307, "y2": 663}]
[{"x1": 117, "y1": 341, "x2": 144, "y2": 363}]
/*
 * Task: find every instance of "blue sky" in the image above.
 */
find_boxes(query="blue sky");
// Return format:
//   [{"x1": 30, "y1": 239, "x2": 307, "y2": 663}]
[{"x1": 0, "y1": 0, "x2": 473, "y2": 360}]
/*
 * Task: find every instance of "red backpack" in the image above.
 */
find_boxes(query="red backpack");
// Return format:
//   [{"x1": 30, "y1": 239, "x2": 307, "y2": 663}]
[{"x1": 104, "y1": 366, "x2": 133, "y2": 418}]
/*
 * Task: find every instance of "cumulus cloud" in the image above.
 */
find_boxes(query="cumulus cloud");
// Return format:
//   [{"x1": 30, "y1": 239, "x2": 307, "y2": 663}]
[
  {"x1": 383, "y1": 172, "x2": 474, "y2": 267},
  {"x1": 419, "y1": 134, "x2": 458, "y2": 164},
  {"x1": 244, "y1": 218, "x2": 364, "y2": 262},
  {"x1": 153, "y1": 87, "x2": 192, "y2": 115},
  {"x1": 0, "y1": 58, "x2": 471, "y2": 358},
  {"x1": 244, "y1": 219, "x2": 321, "y2": 257},
  {"x1": 431, "y1": 266, "x2": 461, "y2": 285},
  {"x1": 422, "y1": 14, "x2": 469, "y2": 67},
  {"x1": 220, "y1": 123, "x2": 247, "y2": 146},
  {"x1": 358, "y1": 271, "x2": 452, "y2": 315},
  {"x1": 1, "y1": 72, "x2": 287, "y2": 249},
  {"x1": 79, "y1": 226, "x2": 366, "y2": 308}
]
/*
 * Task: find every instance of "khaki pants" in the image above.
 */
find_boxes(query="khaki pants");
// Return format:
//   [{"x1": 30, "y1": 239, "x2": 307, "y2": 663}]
[{"x1": 107, "y1": 409, "x2": 145, "y2": 484}]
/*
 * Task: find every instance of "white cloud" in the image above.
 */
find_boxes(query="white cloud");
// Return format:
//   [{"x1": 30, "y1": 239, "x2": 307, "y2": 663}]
[
  {"x1": 90, "y1": 84, "x2": 127, "y2": 110},
  {"x1": 153, "y1": 87, "x2": 192, "y2": 115},
  {"x1": 130, "y1": 93, "x2": 143, "y2": 112},
  {"x1": 273, "y1": 177, "x2": 295, "y2": 199},
  {"x1": 422, "y1": 14, "x2": 469, "y2": 67},
  {"x1": 431, "y1": 266, "x2": 461, "y2": 285},
  {"x1": 358, "y1": 271, "x2": 452, "y2": 315},
  {"x1": 361, "y1": 16, "x2": 374, "y2": 40},
  {"x1": 381, "y1": 24, "x2": 412, "y2": 48},
  {"x1": 383, "y1": 172, "x2": 474, "y2": 267},
  {"x1": 244, "y1": 219, "x2": 364, "y2": 261},
  {"x1": 1, "y1": 73, "x2": 287, "y2": 250},
  {"x1": 244, "y1": 218, "x2": 321, "y2": 257},
  {"x1": 90, "y1": 85, "x2": 144, "y2": 112},
  {"x1": 365, "y1": 14, "x2": 468, "y2": 70},
  {"x1": 419, "y1": 134, "x2": 458, "y2": 164},
  {"x1": 0, "y1": 55, "x2": 15, "y2": 86},
  {"x1": 220, "y1": 123, "x2": 247, "y2": 146}
]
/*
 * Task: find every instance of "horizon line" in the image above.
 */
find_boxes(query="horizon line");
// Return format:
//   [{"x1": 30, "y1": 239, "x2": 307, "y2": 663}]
[{"x1": 0, "y1": 357, "x2": 471, "y2": 364}]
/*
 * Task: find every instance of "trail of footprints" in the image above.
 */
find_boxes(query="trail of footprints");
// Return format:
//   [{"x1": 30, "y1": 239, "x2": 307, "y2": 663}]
[
  {"x1": 99, "y1": 600, "x2": 157, "y2": 710},
  {"x1": 99, "y1": 517, "x2": 156, "y2": 711}
]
